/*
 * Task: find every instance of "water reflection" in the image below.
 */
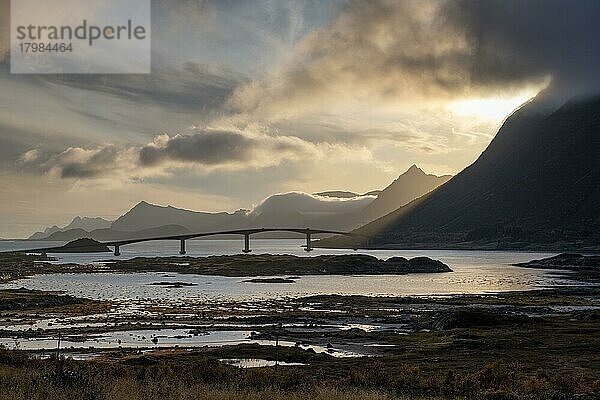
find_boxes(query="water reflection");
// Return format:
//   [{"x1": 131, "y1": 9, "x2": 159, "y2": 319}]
[
  {"x1": 220, "y1": 358, "x2": 307, "y2": 368},
  {"x1": 0, "y1": 328, "x2": 366, "y2": 357}
]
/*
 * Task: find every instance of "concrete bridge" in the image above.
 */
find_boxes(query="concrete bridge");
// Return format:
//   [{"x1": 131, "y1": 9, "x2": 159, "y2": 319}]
[{"x1": 103, "y1": 227, "x2": 356, "y2": 256}]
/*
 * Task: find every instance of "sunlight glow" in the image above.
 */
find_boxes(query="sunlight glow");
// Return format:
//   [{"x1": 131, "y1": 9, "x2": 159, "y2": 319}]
[{"x1": 447, "y1": 89, "x2": 542, "y2": 122}]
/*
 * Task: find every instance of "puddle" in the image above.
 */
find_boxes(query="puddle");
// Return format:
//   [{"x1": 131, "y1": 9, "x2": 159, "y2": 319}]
[
  {"x1": 0, "y1": 329, "x2": 253, "y2": 351},
  {"x1": 0, "y1": 328, "x2": 368, "y2": 357},
  {"x1": 37, "y1": 352, "x2": 101, "y2": 361},
  {"x1": 340, "y1": 323, "x2": 381, "y2": 332},
  {"x1": 220, "y1": 358, "x2": 307, "y2": 368}
]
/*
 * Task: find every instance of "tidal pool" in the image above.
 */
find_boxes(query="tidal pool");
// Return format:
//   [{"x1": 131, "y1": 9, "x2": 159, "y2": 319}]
[
  {"x1": 219, "y1": 358, "x2": 308, "y2": 368},
  {"x1": 0, "y1": 328, "x2": 367, "y2": 357}
]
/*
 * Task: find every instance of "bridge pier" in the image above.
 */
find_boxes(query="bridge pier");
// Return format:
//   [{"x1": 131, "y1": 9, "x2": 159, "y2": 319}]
[
  {"x1": 114, "y1": 245, "x2": 121, "y2": 256},
  {"x1": 304, "y1": 231, "x2": 313, "y2": 252},
  {"x1": 179, "y1": 239, "x2": 186, "y2": 255},
  {"x1": 242, "y1": 233, "x2": 251, "y2": 253}
]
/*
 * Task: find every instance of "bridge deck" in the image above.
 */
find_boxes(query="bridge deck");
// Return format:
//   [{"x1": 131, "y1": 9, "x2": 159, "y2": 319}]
[
  {"x1": 103, "y1": 227, "x2": 354, "y2": 246},
  {"x1": 12, "y1": 227, "x2": 360, "y2": 255}
]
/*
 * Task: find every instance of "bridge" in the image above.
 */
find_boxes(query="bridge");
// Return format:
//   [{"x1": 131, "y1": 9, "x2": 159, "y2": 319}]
[{"x1": 102, "y1": 227, "x2": 356, "y2": 256}]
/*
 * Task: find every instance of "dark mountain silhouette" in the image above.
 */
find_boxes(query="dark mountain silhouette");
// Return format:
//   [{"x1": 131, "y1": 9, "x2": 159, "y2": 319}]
[
  {"x1": 28, "y1": 166, "x2": 451, "y2": 241},
  {"x1": 356, "y1": 165, "x2": 451, "y2": 224},
  {"x1": 319, "y1": 94, "x2": 600, "y2": 250}
]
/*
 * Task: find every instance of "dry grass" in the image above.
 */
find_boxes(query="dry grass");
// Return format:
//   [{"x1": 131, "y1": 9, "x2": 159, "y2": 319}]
[{"x1": 0, "y1": 349, "x2": 597, "y2": 400}]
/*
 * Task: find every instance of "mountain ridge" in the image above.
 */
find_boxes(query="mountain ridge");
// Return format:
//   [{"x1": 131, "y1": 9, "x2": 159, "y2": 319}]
[
  {"x1": 317, "y1": 94, "x2": 600, "y2": 250},
  {"x1": 28, "y1": 166, "x2": 451, "y2": 241},
  {"x1": 29, "y1": 216, "x2": 113, "y2": 240}
]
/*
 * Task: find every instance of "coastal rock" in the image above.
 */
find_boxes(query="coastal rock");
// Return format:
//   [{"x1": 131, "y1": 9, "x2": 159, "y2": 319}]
[
  {"x1": 514, "y1": 253, "x2": 600, "y2": 270},
  {"x1": 515, "y1": 253, "x2": 600, "y2": 282}
]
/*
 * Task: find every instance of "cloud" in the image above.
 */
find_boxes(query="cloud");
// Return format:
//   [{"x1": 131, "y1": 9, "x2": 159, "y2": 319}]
[
  {"x1": 228, "y1": 0, "x2": 481, "y2": 119},
  {"x1": 228, "y1": 0, "x2": 600, "y2": 122},
  {"x1": 139, "y1": 130, "x2": 254, "y2": 167},
  {"x1": 56, "y1": 146, "x2": 120, "y2": 179},
  {"x1": 34, "y1": 62, "x2": 243, "y2": 113},
  {"x1": 17, "y1": 145, "x2": 137, "y2": 180},
  {"x1": 138, "y1": 127, "x2": 318, "y2": 170},
  {"x1": 445, "y1": 0, "x2": 600, "y2": 99},
  {"x1": 251, "y1": 191, "x2": 375, "y2": 216},
  {"x1": 18, "y1": 149, "x2": 41, "y2": 163}
]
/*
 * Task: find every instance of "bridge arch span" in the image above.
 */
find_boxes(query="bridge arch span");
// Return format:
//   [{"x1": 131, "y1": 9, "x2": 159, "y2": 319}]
[{"x1": 103, "y1": 227, "x2": 357, "y2": 256}]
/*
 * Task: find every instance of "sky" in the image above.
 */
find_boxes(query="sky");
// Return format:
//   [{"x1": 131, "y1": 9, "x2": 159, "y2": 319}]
[{"x1": 1, "y1": 0, "x2": 599, "y2": 238}]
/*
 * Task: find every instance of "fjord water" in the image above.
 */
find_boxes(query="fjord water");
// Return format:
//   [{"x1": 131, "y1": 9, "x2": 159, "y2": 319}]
[{"x1": 0, "y1": 239, "x2": 567, "y2": 300}]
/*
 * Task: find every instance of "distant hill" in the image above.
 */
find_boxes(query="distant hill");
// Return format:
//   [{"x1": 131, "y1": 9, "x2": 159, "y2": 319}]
[
  {"x1": 29, "y1": 216, "x2": 113, "y2": 240},
  {"x1": 29, "y1": 226, "x2": 61, "y2": 240},
  {"x1": 111, "y1": 201, "x2": 248, "y2": 232},
  {"x1": 319, "y1": 94, "x2": 600, "y2": 251}
]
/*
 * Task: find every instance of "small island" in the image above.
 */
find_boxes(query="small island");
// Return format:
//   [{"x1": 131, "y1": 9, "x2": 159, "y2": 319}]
[
  {"x1": 20, "y1": 238, "x2": 111, "y2": 253},
  {"x1": 243, "y1": 277, "x2": 297, "y2": 284},
  {"x1": 148, "y1": 281, "x2": 198, "y2": 288},
  {"x1": 101, "y1": 254, "x2": 453, "y2": 276},
  {"x1": 514, "y1": 253, "x2": 600, "y2": 282}
]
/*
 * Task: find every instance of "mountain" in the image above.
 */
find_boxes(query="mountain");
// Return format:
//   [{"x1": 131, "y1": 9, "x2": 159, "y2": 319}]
[
  {"x1": 29, "y1": 216, "x2": 113, "y2": 240},
  {"x1": 28, "y1": 226, "x2": 61, "y2": 240},
  {"x1": 27, "y1": 166, "x2": 451, "y2": 241},
  {"x1": 111, "y1": 201, "x2": 248, "y2": 232},
  {"x1": 64, "y1": 216, "x2": 112, "y2": 231},
  {"x1": 42, "y1": 224, "x2": 191, "y2": 242},
  {"x1": 319, "y1": 94, "x2": 600, "y2": 250},
  {"x1": 356, "y1": 165, "x2": 451, "y2": 223}
]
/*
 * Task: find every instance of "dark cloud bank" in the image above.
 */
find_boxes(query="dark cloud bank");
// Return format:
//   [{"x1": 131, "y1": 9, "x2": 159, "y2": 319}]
[
  {"x1": 139, "y1": 130, "x2": 254, "y2": 167},
  {"x1": 448, "y1": 0, "x2": 600, "y2": 99},
  {"x1": 232, "y1": 0, "x2": 600, "y2": 114}
]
